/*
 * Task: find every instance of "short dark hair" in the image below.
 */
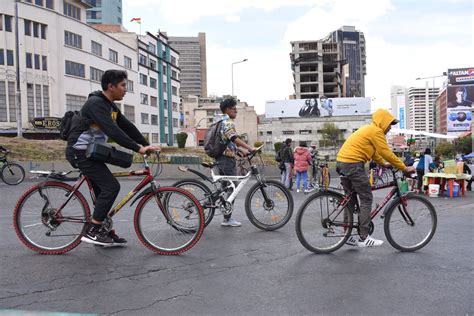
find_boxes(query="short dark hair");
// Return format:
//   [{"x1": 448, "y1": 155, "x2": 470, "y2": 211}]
[
  {"x1": 300, "y1": 141, "x2": 307, "y2": 147},
  {"x1": 101, "y1": 70, "x2": 128, "y2": 91},
  {"x1": 424, "y1": 148, "x2": 431, "y2": 155},
  {"x1": 285, "y1": 138, "x2": 292, "y2": 145},
  {"x1": 220, "y1": 98, "x2": 237, "y2": 113}
]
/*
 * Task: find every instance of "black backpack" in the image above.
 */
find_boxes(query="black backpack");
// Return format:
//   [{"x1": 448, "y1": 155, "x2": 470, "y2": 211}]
[
  {"x1": 59, "y1": 111, "x2": 90, "y2": 141},
  {"x1": 204, "y1": 120, "x2": 227, "y2": 158},
  {"x1": 275, "y1": 146, "x2": 285, "y2": 162}
]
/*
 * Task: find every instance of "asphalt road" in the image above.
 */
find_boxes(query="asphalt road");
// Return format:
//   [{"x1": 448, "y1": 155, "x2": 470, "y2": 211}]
[{"x1": 0, "y1": 179, "x2": 473, "y2": 315}]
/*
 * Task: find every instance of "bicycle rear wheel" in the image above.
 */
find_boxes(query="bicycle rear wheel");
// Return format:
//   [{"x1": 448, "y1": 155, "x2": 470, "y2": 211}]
[
  {"x1": 134, "y1": 186, "x2": 205, "y2": 255},
  {"x1": 384, "y1": 194, "x2": 437, "y2": 252},
  {"x1": 245, "y1": 180, "x2": 294, "y2": 231},
  {"x1": 1, "y1": 163, "x2": 25, "y2": 185},
  {"x1": 13, "y1": 181, "x2": 90, "y2": 254},
  {"x1": 295, "y1": 190, "x2": 353, "y2": 254}
]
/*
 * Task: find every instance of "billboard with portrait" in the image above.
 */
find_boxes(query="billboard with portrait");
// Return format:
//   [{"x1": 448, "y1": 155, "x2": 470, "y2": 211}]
[
  {"x1": 448, "y1": 67, "x2": 474, "y2": 85},
  {"x1": 265, "y1": 97, "x2": 371, "y2": 118},
  {"x1": 447, "y1": 84, "x2": 473, "y2": 132}
]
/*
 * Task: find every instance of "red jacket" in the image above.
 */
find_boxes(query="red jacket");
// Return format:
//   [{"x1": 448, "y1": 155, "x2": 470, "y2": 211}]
[{"x1": 293, "y1": 147, "x2": 312, "y2": 172}]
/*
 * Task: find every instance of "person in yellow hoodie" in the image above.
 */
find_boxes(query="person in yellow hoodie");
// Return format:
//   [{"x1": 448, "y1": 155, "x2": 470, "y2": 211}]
[{"x1": 336, "y1": 108, "x2": 416, "y2": 248}]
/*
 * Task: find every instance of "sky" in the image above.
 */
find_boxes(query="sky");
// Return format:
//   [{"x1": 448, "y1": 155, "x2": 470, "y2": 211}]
[{"x1": 123, "y1": 0, "x2": 473, "y2": 114}]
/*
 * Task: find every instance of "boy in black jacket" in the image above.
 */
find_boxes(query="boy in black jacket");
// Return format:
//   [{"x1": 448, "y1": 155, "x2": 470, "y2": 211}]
[{"x1": 66, "y1": 70, "x2": 160, "y2": 246}]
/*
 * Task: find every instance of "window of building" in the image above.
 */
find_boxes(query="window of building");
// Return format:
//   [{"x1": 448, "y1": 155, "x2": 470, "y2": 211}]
[
  {"x1": 91, "y1": 41, "x2": 102, "y2": 56},
  {"x1": 266, "y1": 131, "x2": 272, "y2": 135},
  {"x1": 172, "y1": 86, "x2": 178, "y2": 96},
  {"x1": 42, "y1": 56, "x2": 47, "y2": 70},
  {"x1": 148, "y1": 42, "x2": 156, "y2": 54},
  {"x1": 171, "y1": 70, "x2": 177, "y2": 79},
  {"x1": 171, "y1": 56, "x2": 177, "y2": 66},
  {"x1": 90, "y1": 67, "x2": 104, "y2": 82},
  {"x1": 27, "y1": 84, "x2": 34, "y2": 120},
  {"x1": 163, "y1": 82, "x2": 167, "y2": 91},
  {"x1": 173, "y1": 118, "x2": 178, "y2": 127},
  {"x1": 151, "y1": 114, "x2": 158, "y2": 125},
  {"x1": 162, "y1": 65, "x2": 166, "y2": 75},
  {"x1": 152, "y1": 133, "x2": 159, "y2": 143},
  {"x1": 163, "y1": 99, "x2": 167, "y2": 109},
  {"x1": 7, "y1": 82, "x2": 16, "y2": 122},
  {"x1": 4, "y1": 15, "x2": 12, "y2": 32},
  {"x1": 282, "y1": 130, "x2": 294, "y2": 135},
  {"x1": 126, "y1": 80, "x2": 134, "y2": 92},
  {"x1": 35, "y1": 84, "x2": 42, "y2": 116},
  {"x1": 64, "y1": 31, "x2": 82, "y2": 49},
  {"x1": 6, "y1": 50, "x2": 14, "y2": 66},
  {"x1": 124, "y1": 56, "x2": 132, "y2": 69},
  {"x1": 0, "y1": 49, "x2": 4, "y2": 65},
  {"x1": 24, "y1": 20, "x2": 31, "y2": 36},
  {"x1": 45, "y1": 0, "x2": 53, "y2": 9},
  {"x1": 33, "y1": 54, "x2": 40, "y2": 70},
  {"x1": 43, "y1": 85, "x2": 49, "y2": 116},
  {"x1": 139, "y1": 54, "x2": 147, "y2": 65},
  {"x1": 65, "y1": 60, "x2": 85, "y2": 78},
  {"x1": 35, "y1": 0, "x2": 43, "y2": 5},
  {"x1": 124, "y1": 104, "x2": 135, "y2": 123},
  {"x1": 88, "y1": 0, "x2": 101, "y2": 6},
  {"x1": 299, "y1": 130, "x2": 312, "y2": 135},
  {"x1": 40, "y1": 24, "x2": 47, "y2": 39},
  {"x1": 140, "y1": 93, "x2": 148, "y2": 105},
  {"x1": 0, "y1": 82, "x2": 6, "y2": 122},
  {"x1": 66, "y1": 94, "x2": 86, "y2": 111},
  {"x1": 25, "y1": 53, "x2": 32, "y2": 69},
  {"x1": 172, "y1": 102, "x2": 178, "y2": 111},
  {"x1": 109, "y1": 49, "x2": 118, "y2": 63},
  {"x1": 150, "y1": 96, "x2": 157, "y2": 107},
  {"x1": 150, "y1": 78, "x2": 157, "y2": 89},
  {"x1": 63, "y1": 2, "x2": 81, "y2": 20},
  {"x1": 33, "y1": 22, "x2": 39, "y2": 38},
  {"x1": 139, "y1": 73, "x2": 147, "y2": 86},
  {"x1": 141, "y1": 113, "x2": 149, "y2": 124}
]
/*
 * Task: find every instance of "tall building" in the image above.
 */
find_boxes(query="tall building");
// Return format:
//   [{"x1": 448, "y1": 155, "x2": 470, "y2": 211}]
[
  {"x1": 407, "y1": 85, "x2": 440, "y2": 133},
  {"x1": 290, "y1": 25, "x2": 366, "y2": 100},
  {"x1": 390, "y1": 86, "x2": 408, "y2": 129},
  {"x1": 86, "y1": 0, "x2": 123, "y2": 25},
  {"x1": 168, "y1": 33, "x2": 207, "y2": 98},
  {"x1": 324, "y1": 26, "x2": 367, "y2": 97}
]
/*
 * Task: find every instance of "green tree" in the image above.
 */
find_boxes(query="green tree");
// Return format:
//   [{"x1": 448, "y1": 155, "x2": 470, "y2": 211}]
[
  {"x1": 320, "y1": 122, "x2": 343, "y2": 148},
  {"x1": 454, "y1": 136, "x2": 472, "y2": 154},
  {"x1": 274, "y1": 142, "x2": 283, "y2": 153},
  {"x1": 176, "y1": 132, "x2": 188, "y2": 149},
  {"x1": 435, "y1": 142, "x2": 455, "y2": 158}
]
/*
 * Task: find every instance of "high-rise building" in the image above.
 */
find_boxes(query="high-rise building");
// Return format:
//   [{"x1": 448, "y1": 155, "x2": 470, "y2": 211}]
[
  {"x1": 324, "y1": 26, "x2": 367, "y2": 97},
  {"x1": 290, "y1": 25, "x2": 366, "y2": 100},
  {"x1": 391, "y1": 86, "x2": 408, "y2": 129},
  {"x1": 86, "y1": 0, "x2": 123, "y2": 25},
  {"x1": 168, "y1": 33, "x2": 207, "y2": 98},
  {"x1": 407, "y1": 85, "x2": 440, "y2": 133}
]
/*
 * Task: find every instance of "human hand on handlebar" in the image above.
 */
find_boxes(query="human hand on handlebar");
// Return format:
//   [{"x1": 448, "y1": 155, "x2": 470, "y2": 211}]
[
  {"x1": 138, "y1": 145, "x2": 161, "y2": 155},
  {"x1": 404, "y1": 166, "x2": 416, "y2": 174}
]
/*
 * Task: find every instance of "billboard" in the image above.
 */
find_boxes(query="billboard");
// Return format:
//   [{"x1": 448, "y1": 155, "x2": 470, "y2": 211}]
[
  {"x1": 265, "y1": 97, "x2": 371, "y2": 118},
  {"x1": 397, "y1": 95, "x2": 406, "y2": 129},
  {"x1": 448, "y1": 67, "x2": 474, "y2": 85},
  {"x1": 447, "y1": 84, "x2": 473, "y2": 132}
]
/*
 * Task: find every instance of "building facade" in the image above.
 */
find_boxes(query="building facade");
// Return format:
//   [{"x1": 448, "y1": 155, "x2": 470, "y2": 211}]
[
  {"x1": 0, "y1": 0, "x2": 179, "y2": 145},
  {"x1": 168, "y1": 33, "x2": 207, "y2": 98},
  {"x1": 390, "y1": 86, "x2": 408, "y2": 129},
  {"x1": 86, "y1": 0, "x2": 123, "y2": 25}
]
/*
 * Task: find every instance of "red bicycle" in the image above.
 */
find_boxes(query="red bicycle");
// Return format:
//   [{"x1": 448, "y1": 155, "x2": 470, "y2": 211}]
[{"x1": 13, "y1": 151, "x2": 205, "y2": 255}]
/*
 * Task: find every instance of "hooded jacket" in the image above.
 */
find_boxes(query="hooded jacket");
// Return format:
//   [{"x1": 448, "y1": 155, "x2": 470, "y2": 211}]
[
  {"x1": 337, "y1": 109, "x2": 406, "y2": 171},
  {"x1": 67, "y1": 91, "x2": 149, "y2": 152},
  {"x1": 293, "y1": 147, "x2": 312, "y2": 172}
]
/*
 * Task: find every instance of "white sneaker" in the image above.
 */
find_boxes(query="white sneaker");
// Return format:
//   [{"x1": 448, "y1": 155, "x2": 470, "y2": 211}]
[
  {"x1": 221, "y1": 218, "x2": 242, "y2": 227},
  {"x1": 296, "y1": 189, "x2": 300, "y2": 193},
  {"x1": 345, "y1": 235, "x2": 358, "y2": 246},
  {"x1": 357, "y1": 235, "x2": 384, "y2": 248},
  {"x1": 304, "y1": 187, "x2": 315, "y2": 194}
]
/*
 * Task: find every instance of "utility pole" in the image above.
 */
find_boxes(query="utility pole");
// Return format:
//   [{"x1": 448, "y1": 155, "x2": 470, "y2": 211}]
[{"x1": 14, "y1": 0, "x2": 22, "y2": 137}]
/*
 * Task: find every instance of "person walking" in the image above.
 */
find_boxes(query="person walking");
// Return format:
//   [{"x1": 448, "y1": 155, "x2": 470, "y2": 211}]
[{"x1": 279, "y1": 138, "x2": 294, "y2": 189}]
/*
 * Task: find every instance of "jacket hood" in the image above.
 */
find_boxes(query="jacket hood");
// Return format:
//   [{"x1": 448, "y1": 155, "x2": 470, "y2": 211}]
[
  {"x1": 88, "y1": 90, "x2": 105, "y2": 99},
  {"x1": 295, "y1": 147, "x2": 308, "y2": 154},
  {"x1": 372, "y1": 108, "x2": 396, "y2": 131}
]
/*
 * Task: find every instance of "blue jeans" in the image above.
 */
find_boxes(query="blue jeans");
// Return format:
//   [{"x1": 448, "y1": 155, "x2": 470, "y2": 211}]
[{"x1": 296, "y1": 171, "x2": 308, "y2": 190}]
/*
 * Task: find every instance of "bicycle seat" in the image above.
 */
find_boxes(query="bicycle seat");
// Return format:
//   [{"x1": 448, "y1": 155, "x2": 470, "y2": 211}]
[{"x1": 201, "y1": 162, "x2": 216, "y2": 168}]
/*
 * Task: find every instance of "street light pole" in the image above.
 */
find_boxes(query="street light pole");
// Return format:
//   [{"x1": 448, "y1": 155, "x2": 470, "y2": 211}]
[
  {"x1": 231, "y1": 59, "x2": 248, "y2": 97},
  {"x1": 14, "y1": 0, "x2": 22, "y2": 137}
]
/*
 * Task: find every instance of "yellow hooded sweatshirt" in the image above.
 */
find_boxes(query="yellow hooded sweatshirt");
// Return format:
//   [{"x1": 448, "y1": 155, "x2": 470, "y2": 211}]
[{"x1": 336, "y1": 109, "x2": 406, "y2": 171}]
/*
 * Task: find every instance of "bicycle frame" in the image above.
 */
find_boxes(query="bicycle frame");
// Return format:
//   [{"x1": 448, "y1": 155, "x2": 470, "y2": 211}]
[{"x1": 208, "y1": 168, "x2": 252, "y2": 205}]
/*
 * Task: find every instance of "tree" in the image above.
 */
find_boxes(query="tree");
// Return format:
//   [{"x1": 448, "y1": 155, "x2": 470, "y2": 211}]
[
  {"x1": 274, "y1": 142, "x2": 283, "y2": 153},
  {"x1": 454, "y1": 135, "x2": 472, "y2": 154},
  {"x1": 176, "y1": 132, "x2": 188, "y2": 148},
  {"x1": 320, "y1": 122, "x2": 343, "y2": 148},
  {"x1": 435, "y1": 142, "x2": 455, "y2": 158}
]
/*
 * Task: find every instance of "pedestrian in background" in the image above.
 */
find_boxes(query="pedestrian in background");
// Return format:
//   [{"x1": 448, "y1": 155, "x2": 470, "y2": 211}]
[{"x1": 293, "y1": 142, "x2": 313, "y2": 193}]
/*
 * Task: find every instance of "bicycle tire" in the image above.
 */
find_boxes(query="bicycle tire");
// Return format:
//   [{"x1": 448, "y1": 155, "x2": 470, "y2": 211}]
[
  {"x1": 295, "y1": 190, "x2": 353, "y2": 254},
  {"x1": 1, "y1": 162, "x2": 25, "y2": 185},
  {"x1": 384, "y1": 194, "x2": 437, "y2": 252},
  {"x1": 13, "y1": 181, "x2": 90, "y2": 254},
  {"x1": 171, "y1": 178, "x2": 215, "y2": 227},
  {"x1": 245, "y1": 180, "x2": 294, "y2": 231},
  {"x1": 134, "y1": 186, "x2": 205, "y2": 255}
]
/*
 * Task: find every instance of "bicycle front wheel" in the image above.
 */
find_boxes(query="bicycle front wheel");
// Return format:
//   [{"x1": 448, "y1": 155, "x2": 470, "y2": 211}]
[
  {"x1": 13, "y1": 181, "x2": 90, "y2": 254},
  {"x1": 295, "y1": 190, "x2": 353, "y2": 254},
  {"x1": 245, "y1": 180, "x2": 294, "y2": 231},
  {"x1": 134, "y1": 187, "x2": 205, "y2": 255},
  {"x1": 1, "y1": 163, "x2": 25, "y2": 185},
  {"x1": 384, "y1": 194, "x2": 437, "y2": 252}
]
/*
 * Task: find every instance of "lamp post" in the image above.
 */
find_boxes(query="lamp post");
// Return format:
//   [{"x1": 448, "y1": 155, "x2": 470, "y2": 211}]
[
  {"x1": 231, "y1": 59, "x2": 248, "y2": 97},
  {"x1": 415, "y1": 72, "x2": 448, "y2": 147},
  {"x1": 194, "y1": 117, "x2": 207, "y2": 147}
]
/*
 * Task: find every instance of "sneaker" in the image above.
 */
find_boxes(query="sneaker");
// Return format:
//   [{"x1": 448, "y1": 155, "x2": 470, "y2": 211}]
[
  {"x1": 296, "y1": 189, "x2": 300, "y2": 193},
  {"x1": 221, "y1": 218, "x2": 242, "y2": 227},
  {"x1": 304, "y1": 187, "x2": 315, "y2": 194},
  {"x1": 108, "y1": 229, "x2": 127, "y2": 244},
  {"x1": 81, "y1": 225, "x2": 114, "y2": 246},
  {"x1": 357, "y1": 235, "x2": 383, "y2": 248},
  {"x1": 345, "y1": 235, "x2": 359, "y2": 246}
]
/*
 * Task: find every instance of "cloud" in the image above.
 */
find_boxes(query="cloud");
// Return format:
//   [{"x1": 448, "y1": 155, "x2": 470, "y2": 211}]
[{"x1": 225, "y1": 15, "x2": 241, "y2": 23}]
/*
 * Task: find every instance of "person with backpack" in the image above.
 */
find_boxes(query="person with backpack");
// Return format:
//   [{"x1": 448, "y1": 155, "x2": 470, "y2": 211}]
[
  {"x1": 416, "y1": 148, "x2": 433, "y2": 192},
  {"x1": 209, "y1": 98, "x2": 257, "y2": 227},
  {"x1": 65, "y1": 70, "x2": 160, "y2": 246},
  {"x1": 279, "y1": 138, "x2": 294, "y2": 189}
]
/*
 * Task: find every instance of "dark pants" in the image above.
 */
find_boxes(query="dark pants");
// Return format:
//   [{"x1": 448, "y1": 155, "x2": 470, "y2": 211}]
[
  {"x1": 215, "y1": 156, "x2": 236, "y2": 220},
  {"x1": 416, "y1": 170, "x2": 425, "y2": 191},
  {"x1": 336, "y1": 161, "x2": 372, "y2": 237},
  {"x1": 66, "y1": 148, "x2": 120, "y2": 222}
]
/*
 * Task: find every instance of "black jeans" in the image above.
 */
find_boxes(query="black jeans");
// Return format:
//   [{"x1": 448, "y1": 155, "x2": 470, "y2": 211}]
[
  {"x1": 66, "y1": 148, "x2": 120, "y2": 222},
  {"x1": 215, "y1": 156, "x2": 236, "y2": 220}
]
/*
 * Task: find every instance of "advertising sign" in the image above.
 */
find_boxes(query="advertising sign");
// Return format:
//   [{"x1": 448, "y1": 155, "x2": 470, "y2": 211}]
[
  {"x1": 30, "y1": 117, "x2": 62, "y2": 130},
  {"x1": 397, "y1": 95, "x2": 406, "y2": 129},
  {"x1": 447, "y1": 85, "x2": 473, "y2": 132},
  {"x1": 265, "y1": 97, "x2": 371, "y2": 118},
  {"x1": 448, "y1": 67, "x2": 474, "y2": 85}
]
